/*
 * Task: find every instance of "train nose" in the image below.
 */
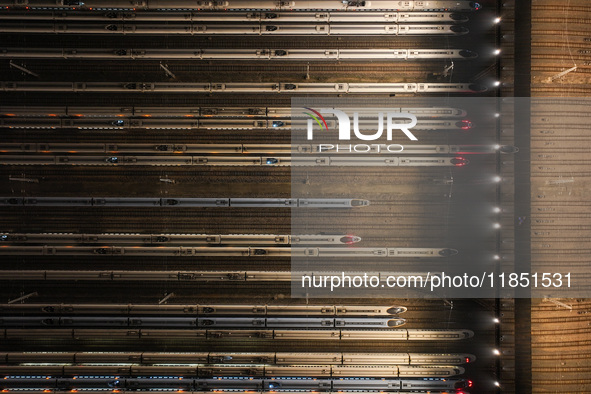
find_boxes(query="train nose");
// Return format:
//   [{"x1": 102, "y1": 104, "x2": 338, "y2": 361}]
[
  {"x1": 386, "y1": 306, "x2": 407, "y2": 315},
  {"x1": 451, "y1": 157, "x2": 469, "y2": 167},
  {"x1": 387, "y1": 318, "x2": 406, "y2": 327},
  {"x1": 468, "y1": 83, "x2": 488, "y2": 92},
  {"x1": 439, "y1": 248, "x2": 459, "y2": 257},
  {"x1": 459, "y1": 49, "x2": 478, "y2": 58},
  {"x1": 499, "y1": 145, "x2": 519, "y2": 154},
  {"x1": 340, "y1": 235, "x2": 361, "y2": 244},
  {"x1": 450, "y1": 25, "x2": 470, "y2": 35},
  {"x1": 457, "y1": 120, "x2": 473, "y2": 129},
  {"x1": 449, "y1": 13, "x2": 469, "y2": 23}
]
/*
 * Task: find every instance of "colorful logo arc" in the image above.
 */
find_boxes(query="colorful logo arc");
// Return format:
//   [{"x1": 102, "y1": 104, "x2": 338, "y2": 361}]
[{"x1": 303, "y1": 107, "x2": 329, "y2": 132}]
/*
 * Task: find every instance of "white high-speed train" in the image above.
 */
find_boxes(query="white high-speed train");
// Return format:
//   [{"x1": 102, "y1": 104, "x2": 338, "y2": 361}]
[
  {"x1": 0, "y1": 1, "x2": 482, "y2": 12},
  {"x1": 0, "y1": 22, "x2": 470, "y2": 35},
  {"x1": 0, "y1": 233, "x2": 362, "y2": 245},
  {"x1": 0, "y1": 245, "x2": 458, "y2": 257},
  {"x1": 0, "y1": 47, "x2": 479, "y2": 61},
  {"x1": 0, "y1": 324, "x2": 474, "y2": 341},
  {"x1": 0, "y1": 315, "x2": 408, "y2": 328},
  {"x1": 0, "y1": 269, "x2": 436, "y2": 283},
  {"x1": 0, "y1": 11, "x2": 469, "y2": 23},
  {"x1": 0, "y1": 303, "x2": 406, "y2": 316},
  {"x1": 0, "y1": 154, "x2": 470, "y2": 166},
  {"x1": 0, "y1": 197, "x2": 370, "y2": 208},
  {"x1": 0, "y1": 117, "x2": 473, "y2": 130},
  {"x1": 0, "y1": 350, "x2": 475, "y2": 364},
  {"x1": 0, "y1": 364, "x2": 466, "y2": 378},
  {"x1": 0, "y1": 81, "x2": 488, "y2": 93},
  {"x1": 0, "y1": 143, "x2": 467, "y2": 154},
  {"x1": 0, "y1": 390, "x2": 466, "y2": 394},
  {"x1": 0, "y1": 376, "x2": 472, "y2": 391},
  {"x1": 0, "y1": 105, "x2": 469, "y2": 117}
]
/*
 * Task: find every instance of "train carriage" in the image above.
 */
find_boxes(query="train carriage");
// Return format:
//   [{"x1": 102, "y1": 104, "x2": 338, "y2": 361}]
[
  {"x1": 0, "y1": 10, "x2": 468, "y2": 23},
  {"x1": 0, "y1": 351, "x2": 474, "y2": 365},
  {"x1": 1, "y1": 81, "x2": 487, "y2": 93},
  {"x1": 0, "y1": 327, "x2": 474, "y2": 341},
  {"x1": 0, "y1": 47, "x2": 478, "y2": 60},
  {"x1": 1, "y1": 105, "x2": 467, "y2": 117},
  {"x1": 342, "y1": 352, "x2": 410, "y2": 364},
  {"x1": 0, "y1": 21, "x2": 472, "y2": 35},
  {"x1": 0, "y1": 0, "x2": 481, "y2": 11}
]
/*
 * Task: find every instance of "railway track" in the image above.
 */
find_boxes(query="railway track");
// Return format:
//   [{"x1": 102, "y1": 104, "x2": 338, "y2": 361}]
[
  {"x1": 0, "y1": 131, "x2": 292, "y2": 142},
  {"x1": 534, "y1": 5, "x2": 591, "y2": 12},
  {"x1": 532, "y1": 16, "x2": 591, "y2": 25},
  {"x1": 532, "y1": 316, "x2": 591, "y2": 323},
  {"x1": 0, "y1": 94, "x2": 296, "y2": 107},
  {"x1": 532, "y1": 29, "x2": 591, "y2": 37},
  {"x1": 532, "y1": 86, "x2": 591, "y2": 94},
  {"x1": 532, "y1": 65, "x2": 590, "y2": 72},
  {"x1": 531, "y1": 337, "x2": 591, "y2": 346},
  {"x1": 1, "y1": 209, "x2": 456, "y2": 220},
  {"x1": 532, "y1": 353, "x2": 591, "y2": 361},
  {"x1": 0, "y1": 217, "x2": 459, "y2": 230},
  {"x1": 532, "y1": 301, "x2": 591, "y2": 311},
  {"x1": 0, "y1": 168, "x2": 460, "y2": 179},
  {"x1": 533, "y1": 171, "x2": 591, "y2": 176},
  {"x1": 0, "y1": 220, "x2": 465, "y2": 234},
  {"x1": 533, "y1": 133, "x2": 591, "y2": 139},
  {"x1": 0, "y1": 62, "x2": 443, "y2": 75},
  {"x1": 0, "y1": 35, "x2": 449, "y2": 50},
  {"x1": 0, "y1": 168, "x2": 292, "y2": 178},
  {"x1": 533, "y1": 42, "x2": 591, "y2": 49}
]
